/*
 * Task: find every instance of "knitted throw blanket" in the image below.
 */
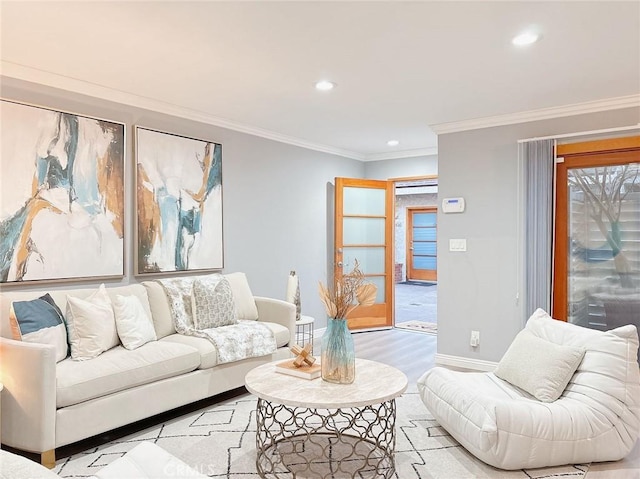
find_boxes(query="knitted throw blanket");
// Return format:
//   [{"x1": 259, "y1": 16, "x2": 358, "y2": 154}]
[{"x1": 157, "y1": 277, "x2": 277, "y2": 364}]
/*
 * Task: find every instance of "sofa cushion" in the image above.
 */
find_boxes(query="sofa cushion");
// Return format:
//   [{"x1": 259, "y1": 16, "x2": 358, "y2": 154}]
[
  {"x1": 9, "y1": 293, "x2": 69, "y2": 362},
  {"x1": 142, "y1": 281, "x2": 176, "y2": 339},
  {"x1": 160, "y1": 334, "x2": 218, "y2": 369},
  {"x1": 224, "y1": 272, "x2": 259, "y2": 320},
  {"x1": 160, "y1": 322, "x2": 289, "y2": 369},
  {"x1": 56, "y1": 341, "x2": 200, "y2": 408}
]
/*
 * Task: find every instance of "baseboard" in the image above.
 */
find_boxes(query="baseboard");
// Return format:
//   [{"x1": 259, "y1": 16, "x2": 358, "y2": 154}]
[{"x1": 435, "y1": 353, "x2": 498, "y2": 372}]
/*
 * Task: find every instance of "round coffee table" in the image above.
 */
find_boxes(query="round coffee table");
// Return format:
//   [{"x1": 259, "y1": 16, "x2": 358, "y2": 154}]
[{"x1": 245, "y1": 358, "x2": 408, "y2": 478}]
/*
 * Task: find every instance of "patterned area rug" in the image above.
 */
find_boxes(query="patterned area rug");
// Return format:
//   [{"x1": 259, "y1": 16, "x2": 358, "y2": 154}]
[
  {"x1": 53, "y1": 389, "x2": 589, "y2": 479},
  {"x1": 396, "y1": 321, "x2": 438, "y2": 335}
]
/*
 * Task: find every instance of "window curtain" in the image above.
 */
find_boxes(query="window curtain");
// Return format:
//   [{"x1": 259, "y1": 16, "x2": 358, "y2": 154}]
[{"x1": 520, "y1": 139, "x2": 555, "y2": 319}]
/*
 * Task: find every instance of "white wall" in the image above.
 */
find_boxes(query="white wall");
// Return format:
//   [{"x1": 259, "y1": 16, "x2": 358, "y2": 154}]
[
  {"x1": 365, "y1": 154, "x2": 437, "y2": 180},
  {"x1": 436, "y1": 106, "x2": 640, "y2": 364},
  {"x1": 0, "y1": 77, "x2": 364, "y2": 328}
]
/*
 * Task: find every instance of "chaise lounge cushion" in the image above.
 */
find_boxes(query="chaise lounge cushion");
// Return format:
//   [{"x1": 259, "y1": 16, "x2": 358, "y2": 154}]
[
  {"x1": 56, "y1": 342, "x2": 200, "y2": 408},
  {"x1": 160, "y1": 321, "x2": 290, "y2": 369}
]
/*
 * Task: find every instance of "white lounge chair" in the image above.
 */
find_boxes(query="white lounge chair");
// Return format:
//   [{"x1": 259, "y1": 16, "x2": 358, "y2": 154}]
[{"x1": 418, "y1": 309, "x2": 640, "y2": 470}]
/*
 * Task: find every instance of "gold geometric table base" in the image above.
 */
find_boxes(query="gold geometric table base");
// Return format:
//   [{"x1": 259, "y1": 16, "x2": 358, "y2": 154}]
[{"x1": 255, "y1": 398, "x2": 397, "y2": 478}]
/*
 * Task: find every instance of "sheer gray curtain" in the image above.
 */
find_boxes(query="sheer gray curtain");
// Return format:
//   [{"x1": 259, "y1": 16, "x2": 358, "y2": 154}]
[{"x1": 520, "y1": 139, "x2": 555, "y2": 318}]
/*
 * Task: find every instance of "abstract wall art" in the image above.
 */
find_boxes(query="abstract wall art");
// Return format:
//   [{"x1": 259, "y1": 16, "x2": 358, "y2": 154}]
[
  {"x1": 135, "y1": 127, "x2": 223, "y2": 274},
  {"x1": 0, "y1": 100, "x2": 125, "y2": 283}
]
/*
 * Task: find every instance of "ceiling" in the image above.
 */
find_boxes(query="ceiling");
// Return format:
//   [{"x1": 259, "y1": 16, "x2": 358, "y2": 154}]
[{"x1": 1, "y1": 1, "x2": 639, "y2": 160}]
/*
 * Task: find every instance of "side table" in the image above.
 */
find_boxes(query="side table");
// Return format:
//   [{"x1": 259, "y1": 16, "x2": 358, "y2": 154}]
[{"x1": 295, "y1": 315, "x2": 315, "y2": 352}]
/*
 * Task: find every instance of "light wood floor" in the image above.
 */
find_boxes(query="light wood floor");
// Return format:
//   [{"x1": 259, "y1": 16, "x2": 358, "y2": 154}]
[{"x1": 346, "y1": 327, "x2": 639, "y2": 478}]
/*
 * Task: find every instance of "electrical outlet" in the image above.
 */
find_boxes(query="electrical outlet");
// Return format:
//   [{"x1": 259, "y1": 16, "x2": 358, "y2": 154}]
[{"x1": 470, "y1": 330, "x2": 480, "y2": 347}]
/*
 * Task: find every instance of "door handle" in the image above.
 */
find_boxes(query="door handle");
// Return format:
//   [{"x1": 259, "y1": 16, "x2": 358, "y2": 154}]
[{"x1": 337, "y1": 261, "x2": 343, "y2": 267}]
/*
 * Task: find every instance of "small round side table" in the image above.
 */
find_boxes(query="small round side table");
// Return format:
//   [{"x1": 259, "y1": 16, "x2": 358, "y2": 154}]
[{"x1": 295, "y1": 315, "x2": 315, "y2": 352}]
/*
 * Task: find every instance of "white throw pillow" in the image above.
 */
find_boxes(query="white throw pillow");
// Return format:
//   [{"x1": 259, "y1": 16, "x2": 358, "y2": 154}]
[
  {"x1": 192, "y1": 275, "x2": 238, "y2": 329},
  {"x1": 113, "y1": 294, "x2": 157, "y2": 350},
  {"x1": 494, "y1": 329, "x2": 585, "y2": 402},
  {"x1": 65, "y1": 284, "x2": 118, "y2": 360},
  {"x1": 224, "y1": 272, "x2": 259, "y2": 320}
]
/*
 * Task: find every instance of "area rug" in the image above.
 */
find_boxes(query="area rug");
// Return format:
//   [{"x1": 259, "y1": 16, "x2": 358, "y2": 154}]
[
  {"x1": 395, "y1": 320, "x2": 438, "y2": 335},
  {"x1": 53, "y1": 390, "x2": 589, "y2": 479}
]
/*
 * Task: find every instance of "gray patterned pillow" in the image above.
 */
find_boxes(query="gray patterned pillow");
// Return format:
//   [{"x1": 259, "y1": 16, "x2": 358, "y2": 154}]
[{"x1": 191, "y1": 275, "x2": 238, "y2": 329}]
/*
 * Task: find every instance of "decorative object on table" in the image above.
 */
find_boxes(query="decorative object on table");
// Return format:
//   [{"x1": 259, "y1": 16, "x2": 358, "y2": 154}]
[
  {"x1": 0, "y1": 100, "x2": 125, "y2": 283},
  {"x1": 135, "y1": 126, "x2": 223, "y2": 275},
  {"x1": 275, "y1": 359, "x2": 321, "y2": 380},
  {"x1": 318, "y1": 260, "x2": 377, "y2": 384},
  {"x1": 275, "y1": 343, "x2": 320, "y2": 379},
  {"x1": 286, "y1": 270, "x2": 302, "y2": 320},
  {"x1": 290, "y1": 343, "x2": 316, "y2": 367}
]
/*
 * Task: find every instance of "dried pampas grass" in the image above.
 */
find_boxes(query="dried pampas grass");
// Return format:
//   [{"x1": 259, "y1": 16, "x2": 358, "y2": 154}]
[{"x1": 318, "y1": 260, "x2": 377, "y2": 319}]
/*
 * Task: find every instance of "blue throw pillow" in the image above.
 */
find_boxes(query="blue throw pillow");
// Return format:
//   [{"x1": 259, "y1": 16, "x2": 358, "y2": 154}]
[{"x1": 9, "y1": 294, "x2": 69, "y2": 362}]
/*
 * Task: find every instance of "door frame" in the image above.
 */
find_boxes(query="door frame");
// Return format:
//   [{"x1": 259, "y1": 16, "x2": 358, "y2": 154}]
[{"x1": 406, "y1": 206, "x2": 438, "y2": 281}]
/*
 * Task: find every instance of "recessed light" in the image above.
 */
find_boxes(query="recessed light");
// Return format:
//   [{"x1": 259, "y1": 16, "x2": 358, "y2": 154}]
[
  {"x1": 387, "y1": 140, "x2": 399, "y2": 147},
  {"x1": 512, "y1": 31, "x2": 539, "y2": 46},
  {"x1": 315, "y1": 80, "x2": 336, "y2": 91}
]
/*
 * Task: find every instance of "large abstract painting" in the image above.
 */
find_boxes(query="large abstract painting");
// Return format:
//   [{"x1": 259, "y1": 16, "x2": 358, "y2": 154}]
[
  {"x1": 0, "y1": 100, "x2": 125, "y2": 283},
  {"x1": 135, "y1": 127, "x2": 223, "y2": 274}
]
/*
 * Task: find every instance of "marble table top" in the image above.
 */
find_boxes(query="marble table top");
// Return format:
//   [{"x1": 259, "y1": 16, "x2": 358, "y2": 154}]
[{"x1": 245, "y1": 358, "x2": 408, "y2": 408}]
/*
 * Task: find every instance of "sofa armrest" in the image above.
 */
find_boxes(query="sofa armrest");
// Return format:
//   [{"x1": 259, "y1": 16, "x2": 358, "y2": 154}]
[
  {"x1": 254, "y1": 297, "x2": 296, "y2": 346},
  {"x1": 0, "y1": 337, "x2": 57, "y2": 453}
]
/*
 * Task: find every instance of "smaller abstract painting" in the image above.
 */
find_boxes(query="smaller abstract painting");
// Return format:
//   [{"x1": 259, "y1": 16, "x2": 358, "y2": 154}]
[
  {"x1": 0, "y1": 100, "x2": 125, "y2": 283},
  {"x1": 135, "y1": 127, "x2": 223, "y2": 275}
]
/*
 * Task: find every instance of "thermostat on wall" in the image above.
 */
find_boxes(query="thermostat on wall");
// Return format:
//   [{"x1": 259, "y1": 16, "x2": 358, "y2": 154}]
[{"x1": 442, "y1": 197, "x2": 465, "y2": 213}]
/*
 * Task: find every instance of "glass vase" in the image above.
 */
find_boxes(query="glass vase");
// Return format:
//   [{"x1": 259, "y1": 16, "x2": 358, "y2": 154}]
[{"x1": 321, "y1": 318, "x2": 355, "y2": 384}]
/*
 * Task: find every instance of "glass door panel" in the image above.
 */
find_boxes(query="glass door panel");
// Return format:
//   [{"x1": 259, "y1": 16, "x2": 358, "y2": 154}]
[
  {"x1": 408, "y1": 208, "x2": 437, "y2": 281},
  {"x1": 335, "y1": 178, "x2": 393, "y2": 330},
  {"x1": 566, "y1": 162, "x2": 640, "y2": 331}
]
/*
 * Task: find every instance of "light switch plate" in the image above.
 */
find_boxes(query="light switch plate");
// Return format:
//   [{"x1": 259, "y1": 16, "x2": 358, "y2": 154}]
[{"x1": 449, "y1": 239, "x2": 467, "y2": 252}]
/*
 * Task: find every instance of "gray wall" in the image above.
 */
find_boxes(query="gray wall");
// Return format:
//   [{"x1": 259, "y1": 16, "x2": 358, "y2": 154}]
[
  {"x1": 0, "y1": 77, "x2": 364, "y2": 328},
  {"x1": 437, "y1": 106, "x2": 640, "y2": 363},
  {"x1": 365, "y1": 154, "x2": 437, "y2": 180}
]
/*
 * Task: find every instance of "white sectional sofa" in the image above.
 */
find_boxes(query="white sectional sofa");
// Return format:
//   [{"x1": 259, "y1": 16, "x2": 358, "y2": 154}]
[{"x1": 0, "y1": 274, "x2": 295, "y2": 467}]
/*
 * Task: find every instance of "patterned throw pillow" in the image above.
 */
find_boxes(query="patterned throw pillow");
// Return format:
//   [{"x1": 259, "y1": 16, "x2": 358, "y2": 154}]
[
  {"x1": 9, "y1": 294, "x2": 69, "y2": 362},
  {"x1": 192, "y1": 275, "x2": 238, "y2": 330}
]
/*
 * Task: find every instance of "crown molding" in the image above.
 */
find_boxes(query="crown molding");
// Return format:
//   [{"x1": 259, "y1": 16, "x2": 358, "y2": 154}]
[
  {"x1": 1, "y1": 61, "x2": 365, "y2": 161},
  {"x1": 431, "y1": 94, "x2": 640, "y2": 135},
  {"x1": 363, "y1": 147, "x2": 438, "y2": 162}
]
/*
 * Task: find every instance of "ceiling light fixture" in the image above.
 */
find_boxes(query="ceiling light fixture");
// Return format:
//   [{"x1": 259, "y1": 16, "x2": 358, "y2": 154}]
[
  {"x1": 387, "y1": 140, "x2": 399, "y2": 147},
  {"x1": 315, "y1": 80, "x2": 336, "y2": 91},
  {"x1": 512, "y1": 31, "x2": 539, "y2": 46}
]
